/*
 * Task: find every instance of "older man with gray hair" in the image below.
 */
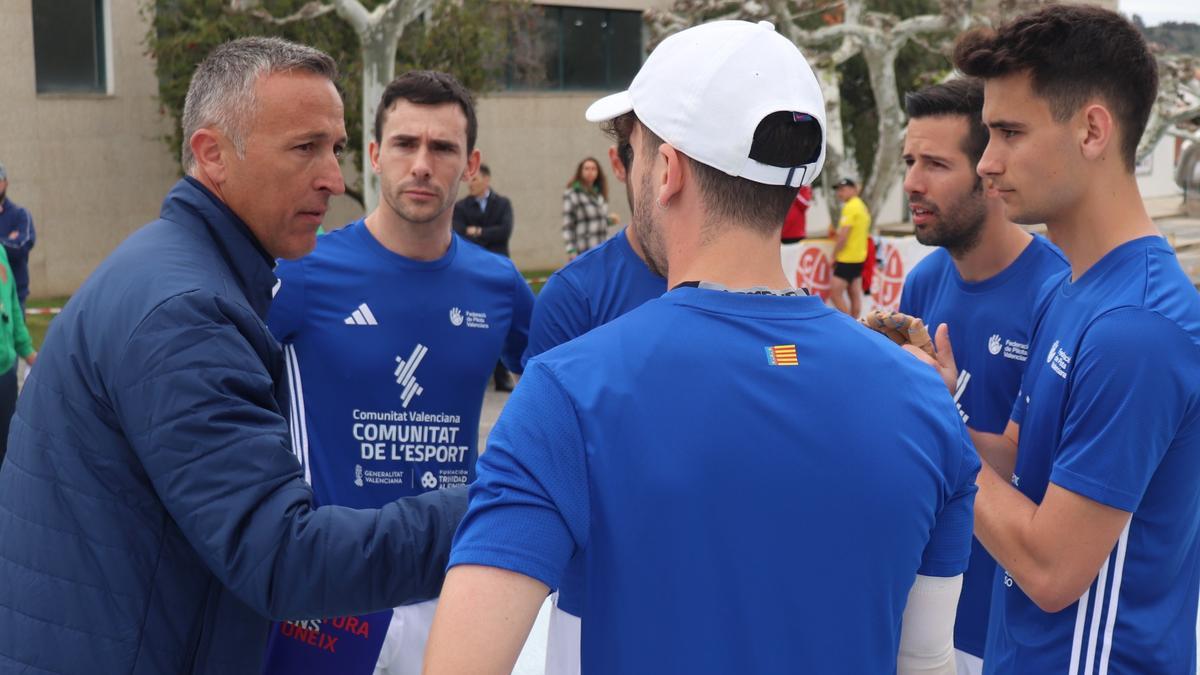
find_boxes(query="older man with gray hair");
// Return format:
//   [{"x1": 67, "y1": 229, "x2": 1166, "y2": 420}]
[{"x1": 0, "y1": 37, "x2": 466, "y2": 675}]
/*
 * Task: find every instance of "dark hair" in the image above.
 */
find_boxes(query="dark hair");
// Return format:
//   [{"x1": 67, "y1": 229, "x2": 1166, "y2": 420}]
[
  {"x1": 602, "y1": 111, "x2": 822, "y2": 233},
  {"x1": 904, "y1": 78, "x2": 989, "y2": 168},
  {"x1": 953, "y1": 4, "x2": 1156, "y2": 171},
  {"x1": 690, "y1": 112, "x2": 823, "y2": 233},
  {"x1": 478, "y1": 164, "x2": 491, "y2": 177},
  {"x1": 569, "y1": 157, "x2": 608, "y2": 201},
  {"x1": 374, "y1": 70, "x2": 478, "y2": 152},
  {"x1": 601, "y1": 113, "x2": 636, "y2": 173}
]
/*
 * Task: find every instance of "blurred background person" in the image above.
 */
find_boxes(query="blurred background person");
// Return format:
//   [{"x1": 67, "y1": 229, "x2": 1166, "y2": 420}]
[
  {"x1": 0, "y1": 247, "x2": 35, "y2": 468},
  {"x1": 454, "y1": 162, "x2": 518, "y2": 391},
  {"x1": 454, "y1": 163, "x2": 514, "y2": 257},
  {"x1": 0, "y1": 162, "x2": 35, "y2": 312},
  {"x1": 830, "y1": 177, "x2": 871, "y2": 317},
  {"x1": 562, "y1": 157, "x2": 617, "y2": 259},
  {"x1": 781, "y1": 185, "x2": 813, "y2": 243}
]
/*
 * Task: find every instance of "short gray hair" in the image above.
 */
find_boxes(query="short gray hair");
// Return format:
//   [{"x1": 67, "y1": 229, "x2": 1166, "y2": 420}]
[{"x1": 180, "y1": 36, "x2": 338, "y2": 172}]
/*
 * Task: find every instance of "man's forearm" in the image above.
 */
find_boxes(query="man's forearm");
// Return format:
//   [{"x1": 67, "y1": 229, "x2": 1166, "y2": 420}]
[
  {"x1": 968, "y1": 427, "x2": 1017, "y2": 479},
  {"x1": 424, "y1": 565, "x2": 548, "y2": 674},
  {"x1": 833, "y1": 229, "x2": 848, "y2": 254}
]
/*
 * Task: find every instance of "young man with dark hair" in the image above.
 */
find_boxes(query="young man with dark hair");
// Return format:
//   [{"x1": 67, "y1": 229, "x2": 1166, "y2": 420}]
[
  {"x1": 423, "y1": 20, "x2": 979, "y2": 674},
  {"x1": 896, "y1": 77, "x2": 1067, "y2": 674},
  {"x1": 264, "y1": 70, "x2": 533, "y2": 675},
  {"x1": 913, "y1": 6, "x2": 1200, "y2": 673}
]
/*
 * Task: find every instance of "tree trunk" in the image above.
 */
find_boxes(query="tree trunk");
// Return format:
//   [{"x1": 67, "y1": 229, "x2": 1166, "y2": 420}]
[
  {"x1": 816, "y1": 66, "x2": 850, "y2": 224},
  {"x1": 358, "y1": 25, "x2": 403, "y2": 212},
  {"x1": 861, "y1": 42, "x2": 905, "y2": 226}
]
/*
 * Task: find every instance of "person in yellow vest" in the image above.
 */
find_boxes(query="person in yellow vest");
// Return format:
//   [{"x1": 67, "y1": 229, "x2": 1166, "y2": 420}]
[{"x1": 830, "y1": 177, "x2": 871, "y2": 317}]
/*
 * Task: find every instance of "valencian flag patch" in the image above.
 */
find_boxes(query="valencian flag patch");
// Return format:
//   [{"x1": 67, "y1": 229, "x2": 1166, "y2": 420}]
[{"x1": 764, "y1": 344, "x2": 799, "y2": 366}]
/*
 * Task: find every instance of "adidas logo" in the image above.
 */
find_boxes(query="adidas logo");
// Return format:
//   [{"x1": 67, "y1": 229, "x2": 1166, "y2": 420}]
[{"x1": 344, "y1": 303, "x2": 378, "y2": 326}]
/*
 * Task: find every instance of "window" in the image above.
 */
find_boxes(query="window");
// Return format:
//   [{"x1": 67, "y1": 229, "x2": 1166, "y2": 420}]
[
  {"x1": 503, "y1": 5, "x2": 644, "y2": 91},
  {"x1": 33, "y1": 0, "x2": 109, "y2": 94}
]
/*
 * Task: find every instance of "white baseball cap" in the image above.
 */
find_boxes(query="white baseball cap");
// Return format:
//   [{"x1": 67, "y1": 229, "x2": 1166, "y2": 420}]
[{"x1": 586, "y1": 20, "x2": 826, "y2": 188}]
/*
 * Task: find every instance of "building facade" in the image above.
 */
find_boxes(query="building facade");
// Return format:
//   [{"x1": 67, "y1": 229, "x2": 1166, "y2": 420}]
[{"x1": 0, "y1": 0, "x2": 1168, "y2": 299}]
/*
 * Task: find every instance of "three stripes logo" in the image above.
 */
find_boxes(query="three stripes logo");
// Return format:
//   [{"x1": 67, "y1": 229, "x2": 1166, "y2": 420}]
[
  {"x1": 394, "y1": 344, "x2": 427, "y2": 408},
  {"x1": 344, "y1": 303, "x2": 378, "y2": 326},
  {"x1": 764, "y1": 344, "x2": 799, "y2": 366}
]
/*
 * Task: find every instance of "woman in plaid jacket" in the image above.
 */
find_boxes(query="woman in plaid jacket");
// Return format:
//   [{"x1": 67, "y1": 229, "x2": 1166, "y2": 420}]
[{"x1": 562, "y1": 157, "x2": 617, "y2": 258}]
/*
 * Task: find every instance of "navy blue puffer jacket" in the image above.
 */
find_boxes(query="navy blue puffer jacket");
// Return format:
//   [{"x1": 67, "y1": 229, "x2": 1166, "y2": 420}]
[{"x1": 0, "y1": 179, "x2": 466, "y2": 674}]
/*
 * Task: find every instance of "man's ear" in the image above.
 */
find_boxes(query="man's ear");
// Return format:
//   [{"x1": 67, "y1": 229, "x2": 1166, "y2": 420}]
[
  {"x1": 190, "y1": 128, "x2": 229, "y2": 185},
  {"x1": 657, "y1": 143, "x2": 684, "y2": 208},
  {"x1": 368, "y1": 139, "x2": 382, "y2": 175},
  {"x1": 608, "y1": 145, "x2": 627, "y2": 183},
  {"x1": 1079, "y1": 103, "x2": 1115, "y2": 163},
  {"x1": 462, "y1": 148, "x2": 482, "y2": 183}
]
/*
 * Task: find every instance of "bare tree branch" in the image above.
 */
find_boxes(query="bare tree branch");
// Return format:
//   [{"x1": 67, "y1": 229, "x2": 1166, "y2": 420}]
[{"x1": 233, "y1": 1, "x2": 339, "y2": 25}]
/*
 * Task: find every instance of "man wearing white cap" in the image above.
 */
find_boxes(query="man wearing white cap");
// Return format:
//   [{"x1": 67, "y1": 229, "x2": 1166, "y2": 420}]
[{"x1": 423, "y1": 20, "x2": 977, "y2": 674}]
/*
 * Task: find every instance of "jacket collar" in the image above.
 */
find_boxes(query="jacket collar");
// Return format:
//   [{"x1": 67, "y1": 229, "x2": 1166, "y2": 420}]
[{"x1": 160, "y1": 178, "x2": 277, "y2": 320}]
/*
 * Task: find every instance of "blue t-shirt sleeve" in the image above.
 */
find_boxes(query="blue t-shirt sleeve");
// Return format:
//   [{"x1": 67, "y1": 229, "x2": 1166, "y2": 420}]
[
  {"x1": 501, "y1": 267, "x2": 535, "y2": 374},
  {"x1": 1050, "y1": 309, "x2": 1199, "y2": 512},
  {"x1": 448, "y1": 362, "x2": 589, "y2": 588},
  {"x1": 266, "y1": 259, "x2": 307, "y2": 343},
  {"x1": 521, "y1": 273, "x2": 591, "y2": 369},
  {"x1": 918, "y1": 421, "x2": 981, "y2": 577},
  {"x1": 1010, "y1": 386, "x2": 1028, "y2": 426}
]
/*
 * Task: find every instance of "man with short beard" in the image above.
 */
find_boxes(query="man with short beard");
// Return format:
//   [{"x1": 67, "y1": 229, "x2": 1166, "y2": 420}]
[
  {"x1": 424, "y1": 20, "x2": 979, "y2": 675},
  {"x1": 909, "y1": 7, "x2": 1200, "y2": 672},
  {"x1": 896, "y1": 78, "x2": 1066, "y2": 675},
  {"x1": 265, "y1": 70, "x2": 533, "y2": 675}
]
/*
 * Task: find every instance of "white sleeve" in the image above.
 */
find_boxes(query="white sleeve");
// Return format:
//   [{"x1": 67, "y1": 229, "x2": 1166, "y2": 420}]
[{"x1": 897, "y1": 573, "x2": 962, "y2": 675}]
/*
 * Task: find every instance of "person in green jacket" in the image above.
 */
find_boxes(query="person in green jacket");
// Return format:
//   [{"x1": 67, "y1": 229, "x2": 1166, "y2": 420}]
[{"x1": 0, "y1": 248, "x2": 35, "y2": 467}]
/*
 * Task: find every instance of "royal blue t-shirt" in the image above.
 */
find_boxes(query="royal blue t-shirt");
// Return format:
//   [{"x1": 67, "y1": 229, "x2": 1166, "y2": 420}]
[
  {"x1": 522, "y1": 228, "x2": 665, "y2": 368},
  {"x1": 985, "y1": 236, "x2": 1200, "y2": 674},
  {"x1": 261, "y1": 221, "x2": 532, "y2": 674},
  {"x1": 521, "y1": 227, "x2": 664, "y2": 617},
  {"x1": 267, "y1": 220, "x2": 533, "y2": 508},
  {"x1": 900, "y1": 235, "x2": 1067, "y2": 658},
  {"x1": 452, "y1": 287, "x2": 980, "y2": 673}
]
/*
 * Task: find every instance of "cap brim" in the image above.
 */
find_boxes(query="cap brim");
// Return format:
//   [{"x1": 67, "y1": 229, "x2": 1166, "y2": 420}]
[{"x1": 585, "y1": 91, "x2": 634, "y2": 123}]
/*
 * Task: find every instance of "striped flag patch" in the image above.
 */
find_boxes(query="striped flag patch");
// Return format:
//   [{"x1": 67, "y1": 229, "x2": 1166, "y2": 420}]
[{"x1": 765, "y1": 344, "x2": 799, "y2": 366}]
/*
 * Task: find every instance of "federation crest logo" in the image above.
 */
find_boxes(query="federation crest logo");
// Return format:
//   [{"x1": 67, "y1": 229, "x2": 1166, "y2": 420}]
[
  {"x1": 764, "y1": 344, "x2": 799, "y2": 366},
  {"x1": 421, "y1": 472, "x2": 438, "y2": 489},
  {"x1": 354, "y1": 464, "x2": 364, "y2": 487},
  {"x1": 988, "y1": 334, "x2": 1002, "y2": 356},
  {"x1": 1047, "y1": 339, "x2": 1060, "y2": 364},
  {"x1": 449, "y1": 307, "x2": 464, "y2": 326}
]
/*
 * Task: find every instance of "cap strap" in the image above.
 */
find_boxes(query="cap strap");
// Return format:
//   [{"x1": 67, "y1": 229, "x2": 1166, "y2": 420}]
[{"x1": 739, "y1": 157, "x2": 810, "y2": 188}]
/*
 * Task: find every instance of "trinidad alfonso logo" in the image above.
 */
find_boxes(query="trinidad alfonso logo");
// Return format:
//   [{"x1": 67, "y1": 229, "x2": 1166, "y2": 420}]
[
  {"x1": 394, "y1": 343, "x2": 428, "y2": 408},
  {"x1": 1047, "y1": 340, "x2": 1060, "y2": 364},
  {"x1": 449, "y1": 307, "x2": 464, "y2": 326}
]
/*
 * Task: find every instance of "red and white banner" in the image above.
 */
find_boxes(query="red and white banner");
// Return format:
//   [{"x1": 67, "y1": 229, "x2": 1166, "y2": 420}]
[{"x1": 781, "y1": 236, "x2": 935, "y2": 316}]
